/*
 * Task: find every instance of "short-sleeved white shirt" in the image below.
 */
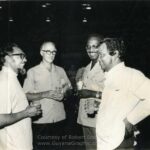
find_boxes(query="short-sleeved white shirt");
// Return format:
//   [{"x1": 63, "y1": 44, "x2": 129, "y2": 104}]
[
  {"x1": 23, "y1": 62, "x2": 72, "y2": 124},
  {"x1": 0, "y1": 66, "x2": 32, "y2": 150}
]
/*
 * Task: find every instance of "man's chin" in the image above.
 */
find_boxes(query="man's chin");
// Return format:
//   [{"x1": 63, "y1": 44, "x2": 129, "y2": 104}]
[
  {"x1": 18, "y1": 68, "x2": 26, "y2": 75},
  {"x1": 99, "y1": 63, "x2": 105, "y2": 71}
]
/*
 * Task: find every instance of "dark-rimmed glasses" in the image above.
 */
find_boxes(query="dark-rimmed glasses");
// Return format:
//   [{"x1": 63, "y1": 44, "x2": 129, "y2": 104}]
[
  {"x1": 42, "y1": 50, "x2": 57, "y2": 55},
  {"x1": 9, "y1": 53, "x2": 26, "y2": 60},
  {"x1": 86, "y1": 44, "x2": 100, "y2": 52}
]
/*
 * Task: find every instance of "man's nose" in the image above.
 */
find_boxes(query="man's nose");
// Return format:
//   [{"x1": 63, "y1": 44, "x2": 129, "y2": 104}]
[{"x1": 23, "y1": 57, "x2": 27, "y2": 63}]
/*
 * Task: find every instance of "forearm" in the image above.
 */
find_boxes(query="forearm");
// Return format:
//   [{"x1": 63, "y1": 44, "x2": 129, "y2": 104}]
[
  {"x1": 78, "y1": 90, "x2": 101, "y2": 99},
  {"x1": 26, "y1": 91, "x2": 49, "y2": 102},
  {"x1": 0, "y1": 110, "x2": 27, "y2": 129},
  {"x1": 64, "y1": 89, "x2": 73, "y2": 97},
  {"x1": 26, "y1": 91, "x2": 63, "y2": 102}
]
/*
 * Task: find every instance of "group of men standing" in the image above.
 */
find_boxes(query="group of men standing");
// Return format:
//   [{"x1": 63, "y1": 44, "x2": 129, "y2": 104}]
[
  {"x1": 76, "y1": 35, "x2": 150, "y2": 150},
  {"x1": 0, "y1": 34, "x2": 150, "y2": 150},
  {"x1": 0, "y1": 41, "x2": 72, "y2": 150}
]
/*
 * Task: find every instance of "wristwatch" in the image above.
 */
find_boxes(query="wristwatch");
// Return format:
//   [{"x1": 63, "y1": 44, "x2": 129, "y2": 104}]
[{"x1": 96, "y1": 91, "x2": 100, "y2": 99}]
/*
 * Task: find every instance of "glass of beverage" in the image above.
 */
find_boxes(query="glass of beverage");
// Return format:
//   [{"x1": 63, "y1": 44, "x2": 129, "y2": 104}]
[{"x1": 76, "y1": 80, "x2": 83, "y2": 90}]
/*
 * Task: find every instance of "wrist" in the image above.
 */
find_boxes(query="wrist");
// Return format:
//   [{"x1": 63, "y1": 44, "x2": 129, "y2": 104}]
[
  {"x1": 22, "y1": 109, "x2": 28, "y2": 118},
  {"x1": 42, "y1": 91, "x2": 49, "y2": 98},
  {"x1": 96, "y1": 91, "x2": 101, "y2": 99}
]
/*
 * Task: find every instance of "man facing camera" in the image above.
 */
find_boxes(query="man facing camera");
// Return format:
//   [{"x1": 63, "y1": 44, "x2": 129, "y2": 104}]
[
  {"x1": 23, "y1": 41, "x2": 72, "y2": 149},
  {"x1": 76, "y1": 34, "x2": 104, "y2": 150}
]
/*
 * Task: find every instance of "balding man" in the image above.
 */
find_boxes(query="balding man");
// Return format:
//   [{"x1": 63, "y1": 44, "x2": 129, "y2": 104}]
[{"x1": 23, "y1": 41, "x2": 72, "y2": 149}]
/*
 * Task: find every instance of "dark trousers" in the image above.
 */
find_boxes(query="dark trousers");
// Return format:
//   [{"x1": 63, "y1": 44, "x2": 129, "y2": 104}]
[
  {"x1": 83, "y1": 126, "x2": 97, "y2": 150},
  {"x1": 32, "y1": 120, "x2": 66, "y2": 150},
  {"x1": 116, "y1": 133, "x2": 135, "y2": 150},
  {"x1": 116, "y1": 137, "x2": 134, "y2": 149}
]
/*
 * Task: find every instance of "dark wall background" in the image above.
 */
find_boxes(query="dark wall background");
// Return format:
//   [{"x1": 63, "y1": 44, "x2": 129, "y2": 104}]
[
  {"x1": 0, "y1": 1, "x2": 150, "y2": 148},
  {"x1": 0, "y1": 0, "x2": 150, "y2": 76}
]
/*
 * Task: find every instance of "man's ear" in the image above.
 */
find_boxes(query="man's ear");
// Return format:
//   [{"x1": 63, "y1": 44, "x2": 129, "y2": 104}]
[
  {"x1": 5, "y1": 55, "x2": 9, "y2": 60},
  {"x1": 5, "y1": 55, "x2": 14, "y2": 64},
  {"x1": 40, "y1": 50, "x2": 43, "y2": 57},
  {"x1": 5, "y1": 55, "x2": 11, "y2": 62},
  {"x1": 114, "y1": 50, "x2": 119, "y2": 58}
]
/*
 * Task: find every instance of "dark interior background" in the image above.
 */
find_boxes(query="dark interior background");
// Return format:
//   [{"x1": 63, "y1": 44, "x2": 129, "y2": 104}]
[
  {"x1": 0, "y1": 0, "x2": 150, "y2": 75},
  {"x1": 0, "y1": 0, "x2": 150, "y2": 148}
]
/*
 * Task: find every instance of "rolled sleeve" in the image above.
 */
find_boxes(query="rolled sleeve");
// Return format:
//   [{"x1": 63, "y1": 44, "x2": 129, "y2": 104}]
[
  {"x1": 61, "y1": 68, "x2": 72, "y2": 89},
  {"x1": 23, "y1": 70, "x2": 35, "y2": 93}
]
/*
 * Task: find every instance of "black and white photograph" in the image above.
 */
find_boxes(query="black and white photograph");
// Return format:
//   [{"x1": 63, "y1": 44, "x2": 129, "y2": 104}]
[{"x1": 0, "y1": 0, "x2": 150, "y2": 150}]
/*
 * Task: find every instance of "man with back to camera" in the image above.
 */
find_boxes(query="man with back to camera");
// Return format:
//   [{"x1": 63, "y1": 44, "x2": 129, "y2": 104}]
[
  {"x1": 23, "y1": 41, "x2": 72, "y2": 149},
  {"x1": 0, "y1": 43, "x2": 41, "y2": 150},
  {"x1": 76, "y1": 34, "x2": 105, "y2": 150},
  {"x1": 96, "y1": 38, "x2": 150, "y2": 150}
]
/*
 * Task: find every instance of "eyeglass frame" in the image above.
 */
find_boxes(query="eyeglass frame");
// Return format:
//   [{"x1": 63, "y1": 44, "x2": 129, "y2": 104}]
[
  {"x1": 8, "y1": 53, "x2": 26, "y2": 60},
  {"x1": 86, "y1": 44, "x2": 100, "y2": 52},
  {"x1": 42, "y1": 50, "x2": 57, "y2": 55}
]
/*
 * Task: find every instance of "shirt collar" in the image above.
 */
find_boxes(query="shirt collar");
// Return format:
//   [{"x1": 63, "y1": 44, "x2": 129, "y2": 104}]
[
  {"x1": 2, "y1": 66, "x2": 17, "y2": 77},
  {"x1": 89, "y1": 61, "x2": 100, "y2": 70},
  {"x1": 105, "y1": 62, "x2": 125, "y2": 78},
  {"x1": 40, "y1": 62, "x2": 55, "y2": 72}
]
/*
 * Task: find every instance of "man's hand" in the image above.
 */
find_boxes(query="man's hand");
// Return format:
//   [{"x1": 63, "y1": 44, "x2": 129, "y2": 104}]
[
  {"x1": 124, "y1": 118, "x2": 135, "y2": 138},
  {"x1": 25, "y1": 105, "x2": 42, "y2": 117},
  {"x1": 78, "y1": 89, "x2": 101, "y2": 99},
  {"x1": 94, "y1": 100, "x2": 101, "y2": 111},
  {"x1": 47, "y1": 90, "x2": 64, "y2": 101}
]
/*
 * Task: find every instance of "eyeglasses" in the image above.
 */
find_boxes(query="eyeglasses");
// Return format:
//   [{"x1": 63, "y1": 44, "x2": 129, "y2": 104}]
[
  {"x1": 9, "y1": 53, "x2": 26, "y2": 60},
  {"x1": 86, "y1": 45, "x2": 100, "y2": 51},
  {"x1": 42, "y1": 50, "x2": 57, "y2": 55}
]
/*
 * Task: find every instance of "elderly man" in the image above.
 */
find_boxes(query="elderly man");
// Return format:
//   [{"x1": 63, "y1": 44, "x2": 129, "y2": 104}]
[
  {"x1": 76, "y1": 34, "x2": 104, "y2": 150},
  {"x1": 23, "y1": 41, "x2": 72, "y2": 149},
  {"x1": 96, "y1": 38, "x2": 150, "y2": 150},
  {"x1": 0, "y1": 43, "x2": 41, "y2": 150}
]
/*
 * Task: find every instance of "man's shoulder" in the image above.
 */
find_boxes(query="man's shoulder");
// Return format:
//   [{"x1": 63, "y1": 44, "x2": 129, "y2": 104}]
[
  {"x1": 54, "y1": 65, "x2": 65, "y2": 72},
  {"x1": 85, "y1": 62, "x2": 91, "y2": 68},
  {"x1": 27, "y1": 64, "x2": 41, "y2": 72},
  {"x1": 0, "y1": 72, "x2": 8, "y2": 83},
  {"x1": 124, "y1": 66, "x2": 145, "y2": 79},
  {"x1": 0, "y1": 71, "x2": 15, "y2": 89}
]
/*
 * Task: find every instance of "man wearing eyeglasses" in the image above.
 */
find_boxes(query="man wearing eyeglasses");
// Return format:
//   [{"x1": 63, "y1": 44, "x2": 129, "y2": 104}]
[
  {"x1": 76, "y1": 34, "x2": 104, "y2": 150},
  {"x1": 0, "y1": 43, "x2": 42, "y2": 150},
  {"x1": 23, "y1": 41, "x2": 72, "y2": 149}
]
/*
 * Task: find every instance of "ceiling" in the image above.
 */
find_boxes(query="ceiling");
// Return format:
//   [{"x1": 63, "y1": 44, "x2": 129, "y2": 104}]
[
  {"x1": 0, "y1": 1, "x2": 149, "y2": 41},
  {"x1": 0, "y1": 1, "x2": 150, "y2": 72}
]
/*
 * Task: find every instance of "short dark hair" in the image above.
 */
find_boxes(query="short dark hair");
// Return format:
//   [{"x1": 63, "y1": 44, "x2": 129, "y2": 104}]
[
  {"x1": 87, "y1": 33, "x2": 104, "y2": 44},
  {"x1": 0, "y1": 43, "x2": 19, "y2": 70},
  {"x1": 101, "y1": 38, "x2": 125, "y2": 61}
]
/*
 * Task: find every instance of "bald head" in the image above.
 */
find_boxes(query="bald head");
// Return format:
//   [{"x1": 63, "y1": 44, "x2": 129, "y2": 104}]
[
  {"x1": 40, "y1": 41, "x2": 56, "y2": 52},
  {"x1": 40, "y1": 41, "x2": 57, "y2": 64}
]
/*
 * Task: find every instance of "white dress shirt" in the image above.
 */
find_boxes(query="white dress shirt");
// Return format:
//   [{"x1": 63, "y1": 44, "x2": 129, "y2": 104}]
[
  {"x1": 0, "y1": 66, "x2": 32, "y2": 150},
  {"x1": 96, "y1": 62, "x2": 150, "y2": 150}
]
